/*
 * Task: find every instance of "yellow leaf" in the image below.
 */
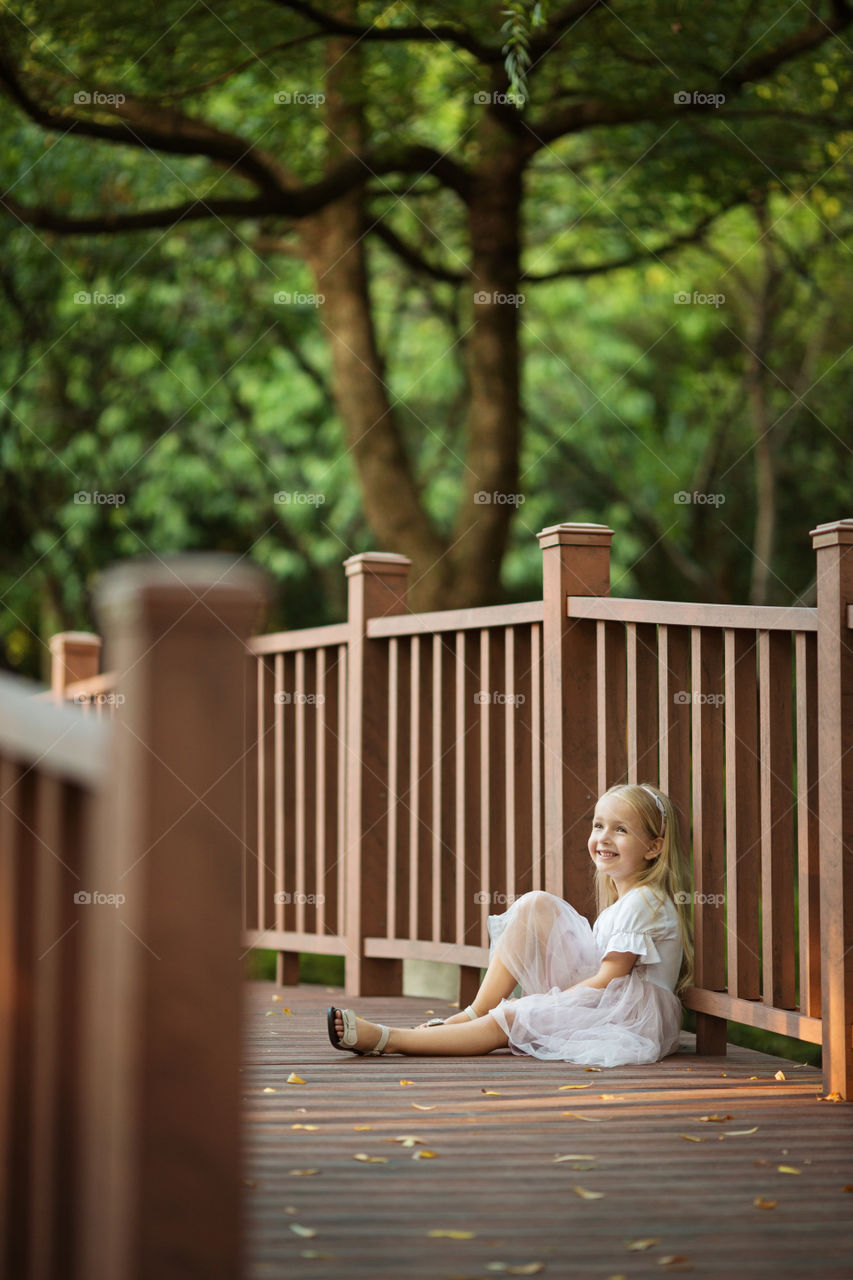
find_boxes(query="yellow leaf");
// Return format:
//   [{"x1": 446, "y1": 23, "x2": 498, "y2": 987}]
[
  {"x1": 389, "y1": 1136, "x2": 424, "y2": 1147},
  {"x1": 281, "y1": 1008, "x2": 293, "y2": 1015},
  {"x1": 413, "y1": 1150, "x2": 439, "y2": 1159},
  {"x1": 262, "y1": 1087, "x2": 277, "y2": 1094},
  {"x1": 291, "y1": 1124, "x2": 318, "y2": 1131},
  {"x1": 353, "y1": 1125, "x2": 372, "y2": 1131},
  {"x1": 573, "y1": 1186, "x2": 605, "y2": 1199},
  {"x1": 842, "y1": 1185, "x2": 853, "y2": 1193},
  {"x1": 777, "y1": 1165, "x2": 801, "y2": 1174},
  {"x1": 353, "y1": 1153, "x2": 388, "y2": 1163},
  {"x1": 399, "y1": 1080, "x2": 415, "y2": 1086},
  {"x1": 287, "y1": 1073, "x2": 306, "y2": 1085},
  {"x1": 481, "y1": 1089, "x2": 502, "y2": 1096},
  {"x1": 553, "y1": 1154, "x2": 595, "y2": 1162},
  {"x1": 583, "y1": 1066, "x2": 601, "y2": 1071},
  {"x1": 657, "y1": 1256, "x2": 689, "y2": 1266},
  {"x1": 558, "y1": 1084, "x2": 591, "y2": 1090},
  {"x1": 694, "y1": 1114, "x2": 732, "y2": 1122},
  {"x1": 677, "y1": 1134, "x2": 705, "y2": 1143},
  {"x1": 428, "y1": 1229, "x2": 476, "y2": 1239},
  {"x1": 724, "y1": 1127, "x2": 758, "y2": 1136},
  {"x1": 487, "y1": 1265, "x2": 545, "y2": 1276},
  {"x1": 300, "y1": 1251, "x2": 336, "y2": 1261},
  {"x1": 754, "y1": 1197, "x2": 777, "y2": 1209},
  {"x1": 562, "y1": 1112, "x2": 605, "y2": 1121},
  {"x1": 288, "y1": 1169, "x2": 320, "y2": 1176},
  {"x1": 627, "y1": 1238, "x2": 661, "y2": 1251},
  {"x1": 289, "y1": 1224, "x2": 317, "y2": 1238},
  {"x1": 774, "y1": 1070, "x2": 786, "y2": 1081},
  {"x1": 599, "y1": 1094, "x2": 619, "y2": 1101},
  {"x1": 818, "y1": 1091, "x2": 843, "y2": 1102},
  {"x1": 272, "y1": 994, "x2": 283, "y2": 1002},
  {"x1": 411, "y1": 1103, "x2": 437, "y2": 1111}
]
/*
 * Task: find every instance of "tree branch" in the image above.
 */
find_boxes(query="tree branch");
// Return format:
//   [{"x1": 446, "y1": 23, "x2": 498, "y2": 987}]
[
  {"x1": 265, "y1": 0, "x2": 500, "y2": 62},
  {"x1": 371, "y1": 221, "x2": 468, "y2": 283}
]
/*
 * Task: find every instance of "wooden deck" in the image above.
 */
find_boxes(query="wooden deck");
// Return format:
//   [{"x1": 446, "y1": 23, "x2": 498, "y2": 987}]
[{"x1": 241, "y1": 983, "x2": 853, "y2": 1280}]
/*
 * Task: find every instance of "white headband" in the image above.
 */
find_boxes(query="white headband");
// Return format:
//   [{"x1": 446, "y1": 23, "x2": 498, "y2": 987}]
[{"x1": 640, "y1": 784, "x2": 666, "y2": 835}]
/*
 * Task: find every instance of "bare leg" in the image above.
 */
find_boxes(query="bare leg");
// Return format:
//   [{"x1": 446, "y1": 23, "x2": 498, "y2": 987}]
[
  {"x1": 416, "y1": 952, "x2": 518, "y2": 1028},
  {"x1": 334, "y1": 1009, "x2": 510, "y2": 1056}
]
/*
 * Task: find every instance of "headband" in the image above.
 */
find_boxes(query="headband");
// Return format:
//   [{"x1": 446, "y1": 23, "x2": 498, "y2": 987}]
[{"x1": 640, "y1": 784, "x2": 666, "y2": 836}]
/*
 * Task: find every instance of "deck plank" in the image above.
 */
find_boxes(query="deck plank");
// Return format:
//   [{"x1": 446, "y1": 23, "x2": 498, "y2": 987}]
[{"x1": 242, "y1": 983, "x2": 853, "y2": 1279}]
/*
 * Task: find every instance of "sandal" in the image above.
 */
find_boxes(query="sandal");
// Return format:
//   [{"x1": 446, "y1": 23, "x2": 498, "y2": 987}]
[
  {"x1": 327, "y1": 1006, "x2": 391, "y2": 1055},
  {"x1": 419, "y1": 1005, "x2": 478, "y2": 1028}
]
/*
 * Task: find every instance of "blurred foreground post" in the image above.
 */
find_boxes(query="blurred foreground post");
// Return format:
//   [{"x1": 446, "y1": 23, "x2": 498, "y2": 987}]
[{"x1": 77, "y1": 557, "x2": 267, "y2": 1280}]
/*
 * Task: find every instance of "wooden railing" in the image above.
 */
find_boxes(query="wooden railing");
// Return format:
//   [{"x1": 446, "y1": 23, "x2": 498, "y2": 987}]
[
  {"x1": 5, "y1": 557, "x2": 266, "y2": 1279},
  {"x1": 48, "y1": 522, "x2": 853, "y2": 1100}
]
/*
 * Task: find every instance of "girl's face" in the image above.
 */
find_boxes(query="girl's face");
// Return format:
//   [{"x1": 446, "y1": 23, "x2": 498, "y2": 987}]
[{"x1": 588, "y1": 794, "x2": 663, "y2": 897}]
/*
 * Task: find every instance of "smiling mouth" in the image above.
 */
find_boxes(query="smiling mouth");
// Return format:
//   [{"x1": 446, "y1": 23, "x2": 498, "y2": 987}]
[{"x1": 596, "y1": 850, "x2": 618, "y2": 859}]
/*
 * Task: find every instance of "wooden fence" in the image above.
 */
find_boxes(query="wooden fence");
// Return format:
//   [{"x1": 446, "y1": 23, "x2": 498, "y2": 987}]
[
  {"x1": 4, "y1": 556, "x2": 266, "y2": 1279},
  {"x1": 47, "y1": 521, "x2": 853, "y2": 1101}
]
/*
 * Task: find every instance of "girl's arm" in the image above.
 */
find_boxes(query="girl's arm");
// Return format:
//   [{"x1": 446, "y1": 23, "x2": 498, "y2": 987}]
[{"x1": 563, "y1": 950, "x2": 637, "y2": 993}]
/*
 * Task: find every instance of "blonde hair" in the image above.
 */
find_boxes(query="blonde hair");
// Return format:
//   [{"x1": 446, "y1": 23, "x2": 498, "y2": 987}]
[{"x1": 592, "y1": 782, "x2": 694, "y2": 998}]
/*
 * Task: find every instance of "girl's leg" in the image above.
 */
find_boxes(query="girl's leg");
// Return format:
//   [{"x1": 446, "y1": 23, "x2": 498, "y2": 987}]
[{"x1": 334, "y1": 1009, "x2": 510, "y2": 1056}]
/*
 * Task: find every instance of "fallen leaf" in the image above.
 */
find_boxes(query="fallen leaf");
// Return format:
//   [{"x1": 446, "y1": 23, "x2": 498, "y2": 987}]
[
  {"x1": 481, "y1": 1089, "x2": 502, "y2": 1096},
  {"x1": 573, "y1": 1185, "x2": 605, "y2": 1199},
  {"x1": 264, "y1": 1011, "x2": 275, "y2": 1017},
  {"x1": 291, "y1": 1124, "x2": 318, "y2": 1131},
  {"x1": 353, "y1": 1153, "x2": 388, "y2": 1163},
  {"x1": 748, "y1": 1076, "x2": 758, "y2": 1080},
  {"x1": 842, "y1": 1185, "x2": 853, "y2": 1193},
  {"x1": 724, "y1": 1127, "x2": 758, "y2": 1136},
  {"x1": 558, "y1": 1084, "x2": 591, "y2": 1091},
  {"x1": 388, "y1": 1135, "x2": 424, "y2": 1147},
  {"x1": 599, "y1": 1094, "x2": 619, "y2": 1101},
  {"x1": 289, "y1": 1224, "x2": 317, "y2": 1238},
  {"x1": 428, "y1": 1229, "x2": 476, "y2": 1239},
  {"x1": 281, "y1": 1008, "x2": 293, "y2": 1015},
  {"x1": 677, "y1": 1134, "x2": 705, "y2": 1143},
  {"x1": 353, "y1": 1125, "x2": 372, "y2": 1131},
  {"x1": 694, "y1": 1114, "x2": 732, "y2": 1123},
  {"x1": 562, "y1": 1112, "x2": 605, "y2": 1121},
  {"x1": 262, "y1": 1087, "x2": 277, "y2": 1094},
  {"x1": 272, "y1": 994, "x2": 283, "y2": 1002},
  {"x1": 657, "y1": 1256, "x2": 689, "y2": 1266},
  {"x1": 300, "y1": 1251, "x2": 336, "y2": 1260},
  {"x1": 287, "y1": 1073, "x2": 306, "y2": 1085},
  {"x1": 288, "y1": 1169, "x2": 320, "y2": 1177},
  {"x1": 411, "y1": 1103, "x2": 437, "y2": 1111},
  {"x1": 553, "y1": 1154, "x2": 595, "y2": 1162},
  {"x1": 627, "y1": 1238, "x2": 661, "y2": 1251},
  {"x1": 777, "y1": 1165, "x2": 801, "y2": 1174},
  {"x1": 774, "y1": 1070, "x2": 786, "y2": 1081},
  {"x1": 413, "y1": 1150, "x2": 439, "y2": 1159},
  {"x1": 583, "y1": 1066, "x2": 602, "y2": 1072},
  {"x1": 754, "y1": 1197, "x2": 777, "y2": 1209},
  {"x1": 818, "y1": 1091, "x2": 843, "y2": 1102},
  {"x1": 487, "y1": 1265, "x2": 545, "y2": 1276},
  {"x1": 399, "y1": 1080, "x2": 415, "y2": 1087}
]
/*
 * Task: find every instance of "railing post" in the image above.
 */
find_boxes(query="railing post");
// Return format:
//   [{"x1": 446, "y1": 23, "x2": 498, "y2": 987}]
[
  {"x1": 343, "y1": 552, "x2": 411, "y2": 996},
  {"x1": 810, "y1": 518, "x2": 853, "y2": 1100},
  {"x1": 49, "y1": 631, "x2": 101, "y2": 700},
  {"x1": 77, "y1": 555, "x2": 268, "y2": 1280},
  {"x1": 537, "y1": 523, "x2": 614, "y2": 910}
]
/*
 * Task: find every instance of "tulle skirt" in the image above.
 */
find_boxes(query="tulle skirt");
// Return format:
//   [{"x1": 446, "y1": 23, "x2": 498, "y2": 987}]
[{"x1": 487, "y1": 890, "x2": 683, "y2": 1068}]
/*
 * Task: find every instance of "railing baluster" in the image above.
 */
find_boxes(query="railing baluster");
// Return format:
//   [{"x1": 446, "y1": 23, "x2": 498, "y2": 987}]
[
  {"x1": 758, "y1": 630, "x2": 796, "y2": 1009},
  {"x1": 795, "y1": 630, "x2": 820, "y2": 1017},
  {"x1": 691, "y1": 626, "x2": 726, "y2": 1053},
  {"x1": 724, "y1": 629, "x2": 760, "y2": 1001}
]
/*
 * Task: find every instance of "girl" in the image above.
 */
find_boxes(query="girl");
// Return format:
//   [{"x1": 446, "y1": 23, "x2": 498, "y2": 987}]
[{"x1": 327, "y1": 782, "x2": 694, "y2": 1068}]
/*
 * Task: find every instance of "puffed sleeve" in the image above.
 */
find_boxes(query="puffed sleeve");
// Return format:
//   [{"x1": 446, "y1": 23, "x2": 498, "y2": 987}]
[{"x1": 598, "y1": 887, "x2": 665, "y2": 964}]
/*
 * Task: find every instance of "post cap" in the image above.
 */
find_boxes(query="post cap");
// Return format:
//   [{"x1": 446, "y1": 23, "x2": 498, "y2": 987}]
[
  {"x1": 95, "y1": 554, "x2": 271, "y2": 631},
  {"x1": 49, "y1": 631, "x2": 102, "y2": 654},
  {"x1": 537, "y1": 522, "x2": 614, "y2": 550},
  {"x1": 809, "y1": 518, "x2": 853, "y2": 549},
  {"x1": 343, "y1": 552, "x2": 412, "y2": 578}
]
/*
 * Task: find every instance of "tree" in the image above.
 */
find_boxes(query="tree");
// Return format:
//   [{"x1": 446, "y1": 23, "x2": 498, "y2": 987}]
[{"x1": 1, "y1": 0, "x2": 852, "y2": 608}]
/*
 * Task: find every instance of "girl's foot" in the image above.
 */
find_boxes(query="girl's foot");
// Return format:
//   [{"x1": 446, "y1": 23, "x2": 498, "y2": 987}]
[{"x1": 328, "y1": 1007, "x2": 394, "y2": 1054}]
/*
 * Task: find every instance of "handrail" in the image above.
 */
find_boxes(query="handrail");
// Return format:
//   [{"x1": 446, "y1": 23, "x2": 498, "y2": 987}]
[
  {"x1": 367, "y1": 599, "x2": 543, "y2": 637},
  {"x1": 567, "y1": 596, "x2": 819, "y2": 631},
  {"x1": 0, "y1": 670, "x2": 108, "y2": 786}
]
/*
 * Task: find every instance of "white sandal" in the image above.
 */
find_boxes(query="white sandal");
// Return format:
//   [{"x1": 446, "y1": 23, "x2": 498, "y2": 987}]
[{"x1": 327, "y1": 1006, "x2": 391, "y2": 1055}]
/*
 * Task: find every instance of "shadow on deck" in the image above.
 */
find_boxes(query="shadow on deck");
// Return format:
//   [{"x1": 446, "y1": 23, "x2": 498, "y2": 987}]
[{"x1": 241, "y1": 983, "x2": 853, "y2": 1280}]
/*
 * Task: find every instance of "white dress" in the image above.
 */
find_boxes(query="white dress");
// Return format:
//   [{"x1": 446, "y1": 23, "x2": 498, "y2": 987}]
[{"x1": 487, "y1": 887, "x2": 684, "y2": 1067}]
